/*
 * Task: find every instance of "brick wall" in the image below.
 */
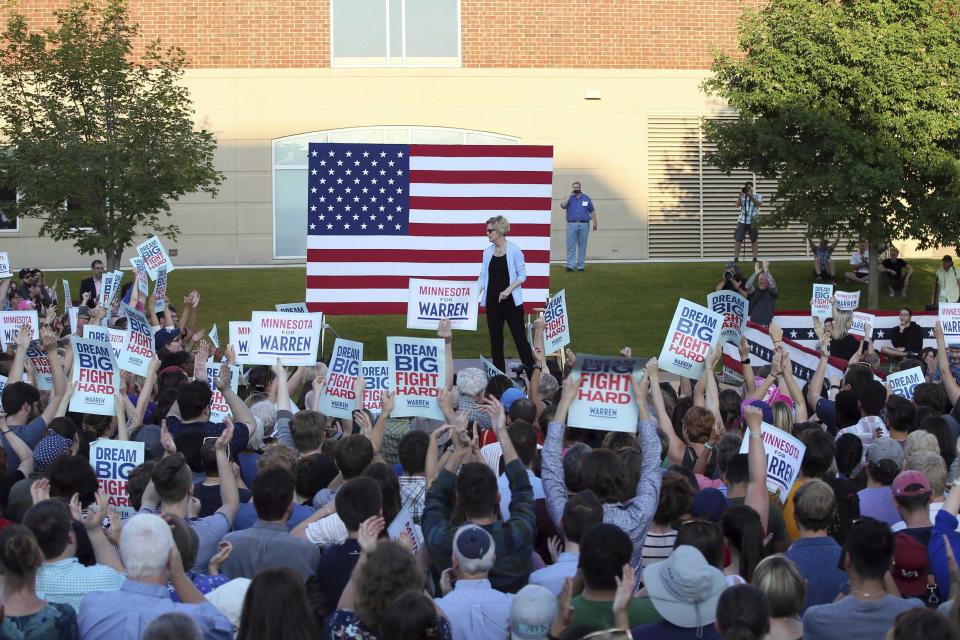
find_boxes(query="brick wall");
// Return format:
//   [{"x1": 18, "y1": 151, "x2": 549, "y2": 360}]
[{"x1": 2, "y1": 0, "x2": 763, "y2": 68}]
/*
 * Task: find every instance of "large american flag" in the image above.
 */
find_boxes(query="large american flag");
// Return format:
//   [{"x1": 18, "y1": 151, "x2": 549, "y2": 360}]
[{"x1": 305, "y1": 143, "x2": 553, "y2": 315}]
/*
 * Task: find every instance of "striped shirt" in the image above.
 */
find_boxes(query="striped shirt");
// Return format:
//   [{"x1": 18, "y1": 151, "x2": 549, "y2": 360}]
[{"x1": 641, "y1": 530, "x2": 677, "y2": 571}]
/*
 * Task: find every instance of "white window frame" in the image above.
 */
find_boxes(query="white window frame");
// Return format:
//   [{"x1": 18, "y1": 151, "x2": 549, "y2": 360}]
[
  {"x1": 271, "y1": 125, "x2": 520, "y2": 259},
  {"x1": 329, "y1": 0, "x2": 462, "y2": 68}
]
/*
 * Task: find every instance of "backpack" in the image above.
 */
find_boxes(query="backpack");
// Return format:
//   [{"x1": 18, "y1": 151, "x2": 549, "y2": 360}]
[{"x1": 893, "y1": 530, "x2": 942, "y2": 608}]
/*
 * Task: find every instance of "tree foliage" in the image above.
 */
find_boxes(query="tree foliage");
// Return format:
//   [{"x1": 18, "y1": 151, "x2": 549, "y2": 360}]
[
  {"x1": 0, "y1": 0, "x2": 223, "y2": 270},
  {"x1": 703, "y1": 0, "x2": 960, "y2": 307}
]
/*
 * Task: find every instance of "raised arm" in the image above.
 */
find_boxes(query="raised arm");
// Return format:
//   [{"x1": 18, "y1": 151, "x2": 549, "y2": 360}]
[
  {"x1": 778, "y1": 351, "x2": 808, "y2": 423},
  {"x1": 646, "y1": 358, "x2": 686, "y2": 465},
  {"x1": 936, "y1": 323, "x2": 960, "y2": 406},
  {"x1": 8, "y1": 325, "x2": 31, "y2": 385},
  {"x1": 739, "y1": 336, "x2": 756, "y2": 396},
  {"x1": 132, "y1": 356, "x2": 161, "y2": 429},
  {"x1": 542, "y1": 375, "x2": 581, "y2": 529},
  {"x1": 743, "y1": 405, "x2": 770, "y2": 534},
  {"x1": 703, "y1": 346, "x2": 721, "y2": 414},
  {"x1": 84, "y1": 494, "x2": 124, "y2": 573},
  {"x1": 217, "y1": 363, "x2": 255, "y2": 427},
  {"x1": 0, "y1": 414, "x2": 34, "y2": 476},
  {"x1": 807, "y1": 333, "x2": 831, "y2": 412},
  {"x1": 646, "y1": 359, "x2": 672, "y2": 433},
  {"x1": 214, "y1": 419, "x2": 239, "y2": 524},
  {"x1": 438, "y1": 319, "x2": 454, "y2": 389},
  {"x1": 749, "y1": 349, "x2": 781, "y2": 402}
]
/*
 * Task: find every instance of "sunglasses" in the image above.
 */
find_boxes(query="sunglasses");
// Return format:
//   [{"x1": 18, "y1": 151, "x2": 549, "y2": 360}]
[{"x1": 486, "y1": 228, "x2": 495, "y2": 233}]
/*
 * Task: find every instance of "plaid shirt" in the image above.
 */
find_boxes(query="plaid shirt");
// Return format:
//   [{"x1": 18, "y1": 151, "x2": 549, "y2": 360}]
[
  {"x1": 399, "y1": 475, "x2": 427, "y2": 524},
  {"x1": 380, "y1": 418, "x2": 412, "y2": 466},
  {"x1": 738, "y1": 192, "x2": 762, "y2": 225},
  {"x1": 423, "y1": 458, "x2": 536, "y2": 593},
  {"x1": 36, "y1": 558, "x2": 125, "y2": 611}
]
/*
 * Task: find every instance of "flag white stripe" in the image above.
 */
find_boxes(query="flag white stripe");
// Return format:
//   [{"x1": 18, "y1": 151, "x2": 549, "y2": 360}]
[
  {"x1": 409, "y1": 210, "x2": 552, "y2": 224},
  {"x1": 409, "y1": 157, "x2": 554, "y2": 171},
  {"x1": 306, "y1": 262, "x2": 550, "y2": 277},
  {"x1": 409, "y1": 183, "x2": 553, "y2": 198},
  {"x1": 307, "y1": 236, "x2": 550, "y2": 251},
  {"x1": 307, "y1": 288, "x2": 550, "y2": 304}
]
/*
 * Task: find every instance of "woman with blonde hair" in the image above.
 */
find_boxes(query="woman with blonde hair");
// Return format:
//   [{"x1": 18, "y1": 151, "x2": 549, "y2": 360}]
[
  {"x1": 478, "y1": 215, "x2": 535, "y2": 375},
  {"x1": 829, "y1": 309, "x2": 860, "y2": 361},
  {"x1": 751, "y1": 555, "x2": 805, "y2": 640}
]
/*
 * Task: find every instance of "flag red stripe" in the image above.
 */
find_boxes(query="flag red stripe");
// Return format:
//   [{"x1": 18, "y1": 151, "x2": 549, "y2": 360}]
[
  {"x1": 407, "y1": 223, "x2": 551, "y2": 237},
  {"x1": 308, "y1": 301, "x2": 546, "y2": 316},
  {"x1": 408, "y1": 196, "x2": 552, "y2": 210},
  {"x1": 408, "y1": 170, "x2": 553, "y2": 184},
  {"x1": 307, "y1": 249, "x2": 552, "y2": 263},
  {"x1": 410, "y1": 145, "x2": 553, "y2": 158},
  {"x1": 307, "y1": 275, "x2": 551, "y2": 289}
]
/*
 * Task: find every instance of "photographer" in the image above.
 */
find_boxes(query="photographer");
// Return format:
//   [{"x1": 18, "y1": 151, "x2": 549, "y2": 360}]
[
  {"x1": 734, "y1": 181, "x2": 763, "y2": 262},
  {"x1": 715, "y1": 262, "x2": 749, "y2": 295}
]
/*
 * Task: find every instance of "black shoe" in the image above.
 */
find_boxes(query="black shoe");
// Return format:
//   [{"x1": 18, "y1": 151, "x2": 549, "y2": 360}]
[
  {"x1": 566, "y1": 267, "x2": 572, "y2": 272},
  {"x1": 577, "y1": 268, "x2": 585, "y2": 272}
]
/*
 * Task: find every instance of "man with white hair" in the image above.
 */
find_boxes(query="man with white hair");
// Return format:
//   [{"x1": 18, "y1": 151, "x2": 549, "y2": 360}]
[
  {"x1": 78, "y1": 514, "x2": 232, "y2": 640},
  {"x1": 435, "y1": 524, "x2": 514, "y2": 640},
  {"x1": 456, "y1": 367, "x2": 492, "y2": 431}
]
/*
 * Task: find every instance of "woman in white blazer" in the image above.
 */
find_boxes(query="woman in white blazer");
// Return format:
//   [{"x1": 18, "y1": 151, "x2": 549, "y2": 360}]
[{"x1": 478, "y1": 215, "x2": 536, "y2": 375}]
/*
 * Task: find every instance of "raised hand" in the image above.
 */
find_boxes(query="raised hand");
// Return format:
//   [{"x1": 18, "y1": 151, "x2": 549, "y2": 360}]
[
  {"x1": 357, "y1": 515, "x2": 385, "y2": 554},
  {"x1": 379, "y1": 390, "x2": 395, "y2": 417},
  {"x1": 30, "y1": 478, "x2": 50, "y2": 505},
  {"x1": 208, "y1": 541, "x2": 233, "y2": 576},
  {"x1": 160, "y1": 419, "x2": 177, "y2": 456},
  {"x1": 216, "y1": 417, "x2": 234, "y2": 451},
  {"x1": 84, "y1": 493, "x2": 109, "y2": 532},
  {"x1": 743, "y1": 404, "x2": 763, "y2": 430}
]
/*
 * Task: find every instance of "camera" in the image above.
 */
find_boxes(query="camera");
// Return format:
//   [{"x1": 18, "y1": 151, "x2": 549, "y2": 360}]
[{"x1": 724, "y1": 272, "x2": 732, "y2": 281}]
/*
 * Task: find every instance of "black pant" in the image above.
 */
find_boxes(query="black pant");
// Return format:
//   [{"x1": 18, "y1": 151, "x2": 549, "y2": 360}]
[{"x1": 486, "y1": 299, "x2": 535, "y2": 374}]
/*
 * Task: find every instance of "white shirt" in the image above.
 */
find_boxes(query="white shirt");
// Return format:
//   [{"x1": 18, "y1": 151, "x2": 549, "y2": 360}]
[
  {"x1": 435, "y1": 579, "x2": 513, "y2": 640},
  {"x1": 891, "y1": 502, "x2": 957, "y2": 531},
  {"x1": 850, "y1": 250, "x2": 870, "y2": 270},
  {"x1": 304, "y1": 512, "x2": 348, "y2": 546},
  {"x1": 836, "y1": 416, "x2": 887, "y2": 457},
  {"x1": 498, "y1": 468, "x2": 545, "y2": 520},
  {"x1": 528, "y1": 551, "x2": 579, "y2": 596}
]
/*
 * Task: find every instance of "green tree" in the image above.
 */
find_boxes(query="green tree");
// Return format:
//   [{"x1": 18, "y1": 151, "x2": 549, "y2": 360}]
[
  {"x1": 703, "y1": 0, "x2": 960, "y2": 308},
  {"x1": 0, "y1": 0, "x2": 223, "y2": 270}
]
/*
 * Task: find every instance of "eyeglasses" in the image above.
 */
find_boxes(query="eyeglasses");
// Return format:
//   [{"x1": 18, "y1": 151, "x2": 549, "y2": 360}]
[{"x1": 485, "y1": 228, "x2": 495, "y2": 234}]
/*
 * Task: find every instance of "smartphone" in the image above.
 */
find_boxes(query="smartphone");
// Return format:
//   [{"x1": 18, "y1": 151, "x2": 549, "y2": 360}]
[{"x1": 203, "y1": 436, "x2": 230, "y2": 459}]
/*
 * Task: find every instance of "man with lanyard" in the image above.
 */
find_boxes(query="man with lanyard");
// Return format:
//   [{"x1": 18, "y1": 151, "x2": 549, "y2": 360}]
[
  {"x1": 734, "y1": 180, "x2": 762, "y2": 263},
  {"x1": 560, "y1": 181, "x2": 596, "y2": 272}
]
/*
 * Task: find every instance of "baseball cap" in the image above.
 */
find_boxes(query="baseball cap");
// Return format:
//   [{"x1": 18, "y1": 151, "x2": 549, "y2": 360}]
[
  {"x1": 867, "y1": 437, "x2": 905, "y2": 468},
  {"x1": 892, "y1": 533, "x2": 929, "y2": 598},
  {"x1": 500, "y1": 387, "x2": 526, "y2": 412},
  {"x1": 690, "y1": 488, "x2": 728, "y2": 523},
  {"x1": 510, "y1": 584, "x2": 559, "y2": 640},
  {"x1": 892, "y1": 470, "x2": 931, "y2": 498}
]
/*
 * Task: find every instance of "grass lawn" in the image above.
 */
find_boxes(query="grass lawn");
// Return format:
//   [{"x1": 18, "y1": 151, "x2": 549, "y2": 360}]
[{"x1": 43, "y1": 259, "x2": 943, "y2": 361}]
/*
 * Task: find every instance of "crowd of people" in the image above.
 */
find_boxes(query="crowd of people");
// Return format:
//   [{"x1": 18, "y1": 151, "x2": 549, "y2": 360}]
[{"x1": 2, "y1": 249, "x2": 960, "y2": 640}]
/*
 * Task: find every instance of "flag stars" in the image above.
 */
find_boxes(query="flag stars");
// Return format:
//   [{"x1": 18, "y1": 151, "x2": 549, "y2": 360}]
[
  {"x1": 363, "y1": 151, "x2": 369, "y2": 157},
  {"x1": 319, "y1": 215, "x2": 325, "y2": 220},
  {"x1": 320, "y1": 160, "x2": 326, "y2": 166},
  {"x1": 336, "y1": 196, "x2": 343, "y2": 202},
  {"x1": 310, "y1": 205, "x2": 317, "y2": 212},
  {"x1": 395, "y1": 224, "x2": 401, "y2": 230},
  {"x1": 372, "y1": 160, "x2": 378, "y2": 166},
  {"x1": 361, "y1": 223, "x2": 367, "y2": 229},
  {"x1": 346, "y1": 151, "x2": 352, "y2": 157},
  {"x1": 328, "y1": 150, "x2": 335, "y2": 156},
  {"x1": 344, "y1": 223, "x2": 350, "y2": 229},
  {"x1": 388, "y1": 179, "x2": 394, "y2": 185},
  {"x1": 319, "y1": 196, "x2": 326, "y2": 202},
  {"x1": 345, "y1": 169, "x2": 352, "y2": 176},
  {"x1": 380, "y1": 151, "x2": 386, "y2": 157},
  {"x1": 378, "y1": 224, "x2": 384, "y2": 230},
  {"x1": 345, "y1": 187, "x2": 351, "y2": 193},
  {"x1": 311, "y1": 150, "x2": 318, "y2": 157},
  {"x1": 337, "y1": 178, "x2": 344, "y2": 185},
  {"x1": 353, "y1": 214, "x2": 359, "y2": 220},
  {"x1": 337, "y1": 160, "x2": 344, "y2": 166},
  {"x1": 311, "y1": 169, "x2": 317, "y2": 175},
  {"x1": 310, "y1": 187, "x2": 317, "y2": 193},
  {"x1": 379, "y1": 206, "x2": 385, "y2": 212},
  {"x1": 397, "y1": 151, "x2": 404, "y2": 157},
  {"x1": 327, "y1": 205, "x2": 334, "y2": 211},
  {"x1": 388, "y1": 160, "x2": 395, "y2": 167},
  {"x1": 309, "y1": 223, "x2": 316, "y2": 229},
  {"x1": 327, "y1": 223, "x2": 333, "y2": 229},
  {"x1": 387, "y1": 214, "x2": 394, "y2": 221},
  {"x1": 319, "y1": 178, "x2": 326, "y2": 184},
  {"x1": 336, "y1": 214, "x2": 342, "y2": 220}
]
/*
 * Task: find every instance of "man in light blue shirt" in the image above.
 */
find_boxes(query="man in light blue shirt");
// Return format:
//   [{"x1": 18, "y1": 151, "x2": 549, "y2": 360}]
[
  {"x1": 79, "y1": 513, "x2": 232, "y2": 640},
  {"x1": 529, "y1": 490, "x2": 603, "y2": 596},
  {"x1": 435, "y1": 525, "x2": 514, "y2": 640},
  {"x1": 560, "y1": 181, "x2": 596, "y2": 272}
]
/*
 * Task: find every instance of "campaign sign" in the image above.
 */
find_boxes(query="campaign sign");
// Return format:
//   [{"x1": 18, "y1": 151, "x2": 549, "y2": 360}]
[
  {"x1": 543, "y1": 290, "x2": 571, "y2": 354},
  {"x1": 658, "y1": 299, "x2": 724, "y2": 379},
  {"x1": 387, "y1": 507, "x2": 423, "y2": 554},
  {"x1": 250, "y1": 312, "x2": 323, "y2": 366},
  {"x1": 811, "y1": 284, "x2": 833, "y2": 319},
  {"x1": 0, "y1": 375, "x2": 7, "y2": 397},
  {"x1": 136, "y1": 235, "x2": 176, "y2": 279},
  {"x1": 90, "y1": 440, "x2": 144, "y2": 518},
  {"x1": 69, "y1": 335, "x2": 121, "y2": 416},
  {"x1": 205, "y1": 359, "x2": 239, "y2": 423},
  {"x1": 387, "y1": 337, "x2": 445, "y2": 420},
  {"x1": 406, "y1": 279, "x2": 479, "y2": 331},
  {"x1": 83, "y1": 325, "x2": 126, "y2": 362},
  {"x1": 568, "y1": 354, "x2": 640, "y2": 433},
  {"x1": 707, "y1": 291, "x2": 747, "y2": 345},
  {"x1": 319, "y1": 339, "x2": 364, "y2": 419},
  {"x1": 834, "y1": 290, "x2": 860, "y2": 312},
  {"x1": 208, "y1": 324, "x2": 220, "y2": 349},
  {"x1": 738, "y1": 423, "x2": 806, "y2": 502},
  {"x1": 130, "y1": 257, "x2": 149, "y2": 297},
  {"x1": 153, "y1": 267, "x2": 168, "y2": 313},
  {"x1": 275, "y1": 302, "x2": 309, "y2": 313},
  {"x1": 26, "y1": 346, "x2": 54, "y2": 391},
  {"x1": 100, "y1": 271, "x2": 117, "y2": 312},
  {"x1": 0, "y1": 252, "x2": 10, "y2": 278},
  {"x1": 362, "y1": 361, "x2": 389, "y2": 413},
  {"x1": 0, "y1": 310, "x2": 39, "y2": 349},
  {"x1": 939, "y1": 303, "x2": 960, "y2": 347},
  {"x1": 62, "y1": 279, "x2": 73, "y2": 308},
  {"x1": 480, "y1": 355, "x2": 507, "y2": 381},
  {"x1": 888, "y1": 366, "x2": 924, "y2": 400},
  {"x1": 117, "y1": 304, "x2": 154, "y2": 376},
  {"x1": 850, "y1": 311, "x2": 875, "y2": 338},
  {"x1": 68, "y1": 307, "x2": 78, "y2": 335}
]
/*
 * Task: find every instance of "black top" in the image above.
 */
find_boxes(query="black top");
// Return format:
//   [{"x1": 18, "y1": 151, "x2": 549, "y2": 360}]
[
  {"x1": 883, "y1": 257, "x2": 908, "y2": 278},
  {"x1": 193, "y1": 482, "x2": 253, "y2": 518},
  {"x1": 890, "y1": 321, "x2": 925, "y2": 356},
  {"x1": 830, "y1": 334, "x2": 861, "y2": 361},
  {"x1": 486, "y1": 253, "x2": 510, "y2": 307},
  {"x1": 748, "y1": 288, "x2": 778, "y2": 326}
]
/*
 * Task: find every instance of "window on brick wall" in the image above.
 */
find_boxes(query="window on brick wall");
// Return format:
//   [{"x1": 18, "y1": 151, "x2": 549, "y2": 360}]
[
  {"x1": 273, "y1": 126, "x2": 518, "y2": 258},
  {"x1": 331, "y1": 0, "x2": 460, "y2": 67}
]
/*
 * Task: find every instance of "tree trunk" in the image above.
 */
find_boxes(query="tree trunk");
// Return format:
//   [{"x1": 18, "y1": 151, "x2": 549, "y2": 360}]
[
  {"x1": 105, "y1": 247, "x2": 122, "y2": 272},
  {"x1": 868, "y1": 243, "x2": 880, "y2": 310}
]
